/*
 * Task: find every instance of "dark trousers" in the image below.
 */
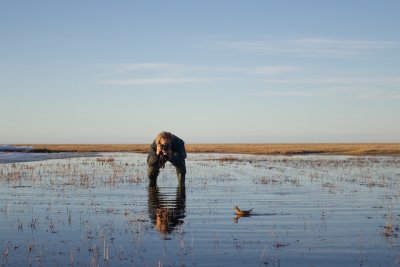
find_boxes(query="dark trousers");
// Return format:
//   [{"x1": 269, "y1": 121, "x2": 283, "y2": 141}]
[{"x1": 148, "y1": 159, "x2": 186, "y2": 186}]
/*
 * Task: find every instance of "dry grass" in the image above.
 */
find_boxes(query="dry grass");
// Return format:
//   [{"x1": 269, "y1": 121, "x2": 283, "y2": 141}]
[
  {"x1": 24, "y1": 144, "x2": 150, "y2": 153},
  {"x1": 187, "y1": 143, "x2": 400, "y2": 155},
  {"x1": 16, "y1": 143, "x2": 400, "y2": 155},
  {"x1": 96, "y1": 157, "x2": 115, "y2": 163}
]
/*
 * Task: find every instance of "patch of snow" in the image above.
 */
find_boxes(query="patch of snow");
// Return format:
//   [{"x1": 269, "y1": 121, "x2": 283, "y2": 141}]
[
  {"x1": 0, "y1": 145, "x2": 33, "y2": 152},
  {"x1": 0, "y1": 152, "x2": 95, "y2": 164}
]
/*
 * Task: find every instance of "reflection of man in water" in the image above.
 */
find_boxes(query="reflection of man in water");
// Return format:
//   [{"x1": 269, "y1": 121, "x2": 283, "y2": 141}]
[
  {"x1": 147, "y1": 131, "x2": 187, "y2": 187},
  {"x1": 147, "y1": 186, "x2": 186, "y2": 235}
]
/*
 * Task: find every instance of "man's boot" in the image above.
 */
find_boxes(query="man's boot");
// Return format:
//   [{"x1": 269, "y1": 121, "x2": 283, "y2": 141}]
[
  {"x1": 148, "y1": 178, "x2": 157, "y2": 187},
  {"x1": 148, "y1": 166, "x2": 159, "y2": 187},
  {"x1": 177, "y1": 173, "x2": 185, "y2": 188}
]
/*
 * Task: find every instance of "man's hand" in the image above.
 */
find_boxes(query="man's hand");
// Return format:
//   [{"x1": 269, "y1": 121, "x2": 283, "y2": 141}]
[
  {"x1": 157, "y1": 145, "x2": 172, "y2": 158},
  {"x1": 156, "y1": 144, "x2": 162, "y2": 155}
]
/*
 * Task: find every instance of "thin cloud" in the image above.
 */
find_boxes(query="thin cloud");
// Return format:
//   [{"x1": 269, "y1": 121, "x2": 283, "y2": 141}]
[
  {"x1": 208, "y1": 37, "x2": 399, "y2": 57},
  {"x1": 97, "y1": 63, "x2": 301, "y2": 85},
  {"x1": 258, "y1": 91, "x2": 316, "y2": 97},
  {"x1": 262, "y1": 77, "x2": 400, "y2": 85},
  {"x1": 116, "y1": 63, "x2": 183, "y2": 72},
  {"x1": 260, "y1": 77, "x2": 400, "y2": 99},
  {"x1": 341, "y1": 88, "x2": 400, "y2": 100},
  {"x1": 199, "y1": 66, "x2": 301, "y2": 75},
  {"x1": 258, "y1": 87, "x2": 400, "y2": 99},
  {"x1": 250, "y1": 66, "x2": 300, "y2": 74},
  {"x1": 112, "y1": 63, "x2": 300, "y2": 75},
  {"x1": 99, "y1": 78, "x2": 210, "y2": 85}
]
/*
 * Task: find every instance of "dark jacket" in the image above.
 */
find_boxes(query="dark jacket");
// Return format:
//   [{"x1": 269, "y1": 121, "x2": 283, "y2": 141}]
[{"x1": 147, "y1": 134, "x2": 186, "y2": 167}]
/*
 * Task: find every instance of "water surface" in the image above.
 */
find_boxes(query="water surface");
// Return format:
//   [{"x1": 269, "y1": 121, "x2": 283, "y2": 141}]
[{"x1": 0, "y1": 153, "x2": 399, "y2": 266}]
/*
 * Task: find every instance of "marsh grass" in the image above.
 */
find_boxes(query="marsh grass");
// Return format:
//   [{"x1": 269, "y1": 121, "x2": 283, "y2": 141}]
[
  {"x1": 255, "y1": 175, "x2": 300, "y2": 186},
  {"x1": 383, "y1": 206, "x2": 400, "y2": 238},
  {"x1": 256, "y1": 176, "x2": 280, "y2": 185},
  {"x1": 96, "y1": 157, "x2": 115, "y2": 163}
]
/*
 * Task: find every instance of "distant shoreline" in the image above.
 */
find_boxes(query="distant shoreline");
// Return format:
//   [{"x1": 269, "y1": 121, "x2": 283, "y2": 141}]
[{"x1": 11, "y1": 143, "x2": 400, "y2": 156}]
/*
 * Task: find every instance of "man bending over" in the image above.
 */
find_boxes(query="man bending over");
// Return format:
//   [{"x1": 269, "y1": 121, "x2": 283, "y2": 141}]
[{"x1": 147, "y1": 131, "x2": 186, "y2": 187}]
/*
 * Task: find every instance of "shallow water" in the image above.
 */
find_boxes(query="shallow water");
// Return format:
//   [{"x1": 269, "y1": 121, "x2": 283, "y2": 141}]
[{"x1": 1, "y1": 153, "x2": 400, "y2": 266}]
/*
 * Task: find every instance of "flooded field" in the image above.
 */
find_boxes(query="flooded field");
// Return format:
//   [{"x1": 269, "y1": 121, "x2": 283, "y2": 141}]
[{"x1": 1, "y1": 153, "x2": 400, "y2": 266}]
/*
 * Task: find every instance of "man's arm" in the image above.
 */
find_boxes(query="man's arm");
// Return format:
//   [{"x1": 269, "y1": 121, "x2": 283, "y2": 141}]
[
  {"x1": 147, "y1": 141, "x2": 160, "y2": 166},
  {"x1": 169, "y1": 138, "x2": 186, "y2": 165}
]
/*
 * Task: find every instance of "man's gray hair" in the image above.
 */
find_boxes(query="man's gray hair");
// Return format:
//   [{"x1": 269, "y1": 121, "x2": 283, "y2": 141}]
[{"x1": 155, "y1": 131, "x2": 173, "y2": 144}]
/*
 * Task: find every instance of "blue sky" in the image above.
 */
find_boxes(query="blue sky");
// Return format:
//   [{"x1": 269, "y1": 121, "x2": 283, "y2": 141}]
[{"x1": 1, "y1": 1, "x2": 399, "y2": 143}]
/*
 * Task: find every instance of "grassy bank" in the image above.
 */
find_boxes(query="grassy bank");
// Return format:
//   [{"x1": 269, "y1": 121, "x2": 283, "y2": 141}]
[{"x1": 17, "y1": 143, "x2": 400, "y2": 155}]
